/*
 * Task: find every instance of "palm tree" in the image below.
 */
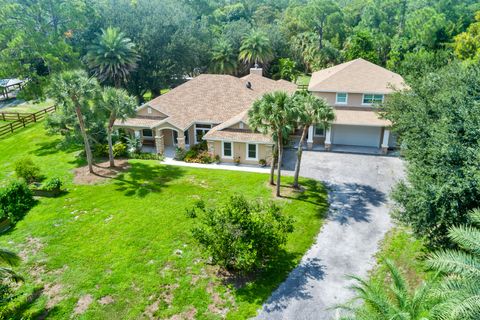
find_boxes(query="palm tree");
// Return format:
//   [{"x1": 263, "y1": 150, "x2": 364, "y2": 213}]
[
  {"x1": 50, "y1": 70, "x2": 100, "y2": 174},
  {"x1": 248, "y1": 91, "x2": 296, "y2": 197},
  {"x1": 427, "y1": 209, "x2": 480, "y2": 320},
  {"x1": 339, "y1": 259, "x2": 434, "y2": 320},
  {"x1": 291, "y1": 91, "x2": 334, "y2": 189},
  {"x1": 85, "y1": 27, "x2": 139, "y2": 88},
  {"x1": 211, "y1": 39, "x2": 238, "y2": 75},
  {"x1": 239, "y1": 31, "x2": 274, "y2": 68},
  {"x1": 101, "y1": 87, "x2": 137, "y2": 167},
  {"x1": 0, "y1": 248, "x2": 22, "y2": 282}
]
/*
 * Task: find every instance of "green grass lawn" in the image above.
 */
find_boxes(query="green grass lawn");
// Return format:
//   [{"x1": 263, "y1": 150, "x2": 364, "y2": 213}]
[
  {"x1": 0, "y1": 124, "x2": 328, "y2": 319},
  {"x1": 1, "y1": 100, "x2": 53, "y2": 114}
]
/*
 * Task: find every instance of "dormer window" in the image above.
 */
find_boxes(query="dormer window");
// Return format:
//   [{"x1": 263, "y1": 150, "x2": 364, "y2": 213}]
[
  {"x1": 336, "y1": 93, "x2": 348, "y2": 104},
  {"x1": 362, "y1": 94, "x2": 384, "y2": 105}
]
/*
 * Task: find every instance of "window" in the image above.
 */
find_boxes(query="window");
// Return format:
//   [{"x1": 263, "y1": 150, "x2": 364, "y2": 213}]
[
  {"x1": 222, "y1": 141, "x2": 233, "y2": 158},
  {"x1": 142, "y1": 129, "x2": 153, "y2": 137},
  {"x1": 314, "y1": 124, "x2": 324, "y2": 136},
  {"x1": 336, "y1": 93, "x2": 348, "y2": 104},
  {"x1": 246, "y1": 143, "x2": 257, "y2": 160},
  {"x1": 147, "y1": 107, "x2": 152, "y2": 114},
  {"x1": 195, "y1": 123, "x2": 212, "y2": 143},
  {"x1": 362, "y1": 94, "x2": 384, "y2": 105}
]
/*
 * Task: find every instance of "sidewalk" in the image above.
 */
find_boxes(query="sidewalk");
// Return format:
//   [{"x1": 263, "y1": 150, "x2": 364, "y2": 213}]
[{"x1": 161, "y1": 157, "x2": 273, "y2": 174}]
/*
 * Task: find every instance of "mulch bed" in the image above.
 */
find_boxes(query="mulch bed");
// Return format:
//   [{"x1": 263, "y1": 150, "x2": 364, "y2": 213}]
[{"x1": 72, "y1": 160, "x2": 130, "y2": 185}]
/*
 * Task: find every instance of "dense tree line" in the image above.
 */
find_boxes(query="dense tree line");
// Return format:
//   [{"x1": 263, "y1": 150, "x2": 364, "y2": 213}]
[{"x1": 0, "y1": 0, "x2": 479, "y2": 100}]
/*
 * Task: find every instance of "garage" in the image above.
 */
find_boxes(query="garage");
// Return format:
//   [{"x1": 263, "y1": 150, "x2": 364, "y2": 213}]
[{"x1": 331, "y1": 124, "x2": 382, "y2": 148}]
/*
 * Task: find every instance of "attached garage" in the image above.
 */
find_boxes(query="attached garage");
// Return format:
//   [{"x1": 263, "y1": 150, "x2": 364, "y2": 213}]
[{"x1": 331, "y1": 124, "x2": 382, "y2": 148}]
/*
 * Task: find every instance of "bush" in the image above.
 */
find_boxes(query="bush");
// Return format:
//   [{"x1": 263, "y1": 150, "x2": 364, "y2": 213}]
[
  {"x1": 93, "y1": 142, "x2": 128, "y2": 158},
  {"x1": 0, "y1": 181, "x2": 35, "y2": 223},
  {"x1": 14, "y1": 158, "x2": 41, "y2": 183},
  {"x1": 42, "y1": 178, "x2": 63, "y2": 192},
  {"x1": 188, "y1": 195, "x2": 294, "y2": 272},
  {"x1": 128, "y1": 152, "x2": 165, "y2": 161},
  {"x1": 259, "y1": 159, "x2": 267, "y2": 167},
  {"x1": 174, "y1": 147, "x2": 187, "y2": 161}
]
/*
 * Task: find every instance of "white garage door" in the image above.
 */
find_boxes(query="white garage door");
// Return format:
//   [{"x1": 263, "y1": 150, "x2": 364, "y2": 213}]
[{"x1": 332, "y1": 125, "x2": 381, "y2": 147}]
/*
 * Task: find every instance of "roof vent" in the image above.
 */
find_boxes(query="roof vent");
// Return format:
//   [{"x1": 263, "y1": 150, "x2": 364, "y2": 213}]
[{"x1": 246, "y1": 81, "x2": 252, "y2": 89}]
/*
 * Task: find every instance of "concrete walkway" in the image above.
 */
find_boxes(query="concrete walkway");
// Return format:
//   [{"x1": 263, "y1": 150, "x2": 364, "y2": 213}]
[
  {"x1": 162, "y1": 157, "x2": 271, "y2": 174},
  {"x1": 255, "y1": 150, "x2": 404, "y2": 320}
]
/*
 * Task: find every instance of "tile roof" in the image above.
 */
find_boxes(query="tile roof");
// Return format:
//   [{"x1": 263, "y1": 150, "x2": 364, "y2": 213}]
[
  {"x1": 334, "y1": 109, "x2": 391, "y2": 127},
  {"x1": 113, "y1": 117, "x2": 163, "y2": 128},
  {"x1": 144, "y1": 74, "x2": 297, "y2": 131},
  {"x1": 309, "y1": 58, "x2": 407, "y2": 94},
  {"x1": 205, "y1": 129, "x2": 274, "y2": 144}
]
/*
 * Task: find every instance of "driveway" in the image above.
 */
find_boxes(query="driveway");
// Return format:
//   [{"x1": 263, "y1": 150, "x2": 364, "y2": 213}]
[{"x1": 255, "y1": 150, "x2": 405, "y2": 320}]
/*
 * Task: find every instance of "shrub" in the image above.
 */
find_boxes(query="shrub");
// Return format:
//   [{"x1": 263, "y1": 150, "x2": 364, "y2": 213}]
[
  {"x1": 0, "y1": 181, "x2": 35, "y2": 223},
  {"x1": 259, "y1": 159, "x2": 267, "y2": 167},
  {"x1": 93, "y1": 142, "x2": 128, "y2": 158},
  {"x1": 188, "y1": 195, "x2": 294, "y2": 272},
  {"x1": 42, "y1": 178, "x2": 63, "y2": 192},
  {"x1": 126, "y1": 136, "x2": 142, "y2": 153},
  {"x1": 128, "y1": 152, "x2": 165, "y2": 161},
  {"x1": 174, "y1": 147, "x2": 187, "y2": 161},
  {"x1": 214, "y1": 155, "x2": 221, "y2": 163},
  {"x1": 14, "y1": 158, "x2": 41, "y2": 183}
]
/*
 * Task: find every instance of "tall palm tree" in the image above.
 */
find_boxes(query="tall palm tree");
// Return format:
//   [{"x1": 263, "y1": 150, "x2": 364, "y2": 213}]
[
  {"x1": 50, "y1": 70, "x2": 100, "y2": 174},
  {"x1": 0, "y1": 248, "x2": 22, "y2": 283},
  {"x1": 211, "y1": 39, "x2": 238, "y2": 75},
  {"x1": 85, "y1": 27, "x2": 139, "y2": 88},
  {"x1": 101, "y1": 87, "x2": 137, "y2": 167},
  {"x1": 339, "y1": 259, "x2": 434, "y2": 320},
  {"x1": 239, "y1": 31, "x2": 274, "y2": 68},
  {"x1": 291, "y1": 91, "x2": 334, "y2": 189},
  {"x1": 427, "y1": 209, "x2": 480, "y2": 320},
  {"x1": 248, "y1": 91, "x2": 296, "y2": 197}
]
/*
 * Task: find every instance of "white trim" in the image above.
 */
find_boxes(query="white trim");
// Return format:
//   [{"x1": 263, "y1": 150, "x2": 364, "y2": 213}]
[
  {"x1": 222, "y1": 141, "x2": 233, "y2": 159},
  {"x1": 245, "y1": 143, "x2": 258, "y2": 161},
  {"x1": 204, "y1": 138, "x2": 274, "y2": 145},
  {"x1": 307, "y1": 125, "x2": 314, "y2": 143},
  {"x1": 381, "y1": 129, "x2": 390, "y2": 148},
  {"x1": 361, "y1": 93, "x2": 384, "y2": 106},
  {"x1": 325, "y1": 128, "x2": 332, "y2": 145},
  {"x1": 194, "y1": 122, "x2": 213, "y2": 144},
  {"x1": 335, "y1": 92, "x2": 348, "y2": 105}
]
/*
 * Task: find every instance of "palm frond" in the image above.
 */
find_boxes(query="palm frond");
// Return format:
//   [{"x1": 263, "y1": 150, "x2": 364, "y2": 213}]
[{"x1": 427, "y1": 250, "x2": 480, "y2": 278}]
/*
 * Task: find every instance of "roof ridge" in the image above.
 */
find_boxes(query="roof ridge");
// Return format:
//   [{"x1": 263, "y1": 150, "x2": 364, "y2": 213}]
[{"x1": 309, "y1": 59, "x2": 357, "y2": 89}]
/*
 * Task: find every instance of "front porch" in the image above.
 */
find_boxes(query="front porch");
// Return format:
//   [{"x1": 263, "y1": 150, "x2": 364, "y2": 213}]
[{"x1": 131, "y1": 126, "x2": 190, "y2": 155}]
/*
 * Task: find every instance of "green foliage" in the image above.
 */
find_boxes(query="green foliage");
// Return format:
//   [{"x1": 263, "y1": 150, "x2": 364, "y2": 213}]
[
  {"x1": 239, "y1": 30, "x2": 273, "y2": 67},
  {"x1": 93, "y1": 142, "x2": 127, "y2": 158},
  {"x1": 427, "y1": 209, "x2": 480, "y2": 320},
  {"x1": 174, "y1": 147, "x2": 187, "y2": 161},
  {"x1": 454, "y1": 11, "x2": 480, "y2": 63},
  {"x1": 210, "y1": 39, "x2": 238, "y2": 74},
  {"x1": 126, "y1": 136, "x2": 142, "y2": 153},
  {"x1": 127, "y1": 152, "x2": 164, "y2": 161},
  {"x1": 344, "y1": 28, "x2": 380, "y2": 64},
  {"x1": 339, "y1": 259, "x2": 435, "y2": 320},
  {"x1": 0, "y1": 181, "x2": 35, "y2": 224},
  {"x1": 14, "y1": 158, "x2": 41, "y2": 184},
  {"x1": 189, "y1": 195, "x2": 294, "y2": 272},
  {"x1": 272, "y1": 58, "x2": 300, "y2": 82},
  {"x1": 85, "y1": 27, "x2": 139, "y2": 87},
  {"x1": 40, "y1": 178, "x2": 63, "y2": 195},
  {"x1": 383, "y1": 63, "x2": 480, "y2": 248}
]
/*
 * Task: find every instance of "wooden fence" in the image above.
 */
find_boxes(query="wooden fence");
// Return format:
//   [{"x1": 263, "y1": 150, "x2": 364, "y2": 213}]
[{"x1": 0, "y1": 105, "x2": 56, "y2": 138}]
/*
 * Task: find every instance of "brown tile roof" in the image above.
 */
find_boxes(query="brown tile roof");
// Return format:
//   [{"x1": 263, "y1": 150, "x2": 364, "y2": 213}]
[
  {"x1": 334, "y1": 109, "x2": 391, "y2": 127},
  {"x1": 114, "y1": 117, "x2": 163, "y2": 128},
  {"x1": 143, "y1": 74, "x2": 297, "y2": 131},
  {"x1": 309, "y1": 58, "x2": 407, "y2": 94}
]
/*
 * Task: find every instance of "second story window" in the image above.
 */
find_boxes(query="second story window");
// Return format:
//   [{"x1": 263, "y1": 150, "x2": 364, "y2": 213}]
[
  {"x1": 336, "y1": 92, "x2": 348, "y2": 104},
  {"x1": 363, "y1": 94, "x2": 384, "y2": 105}
]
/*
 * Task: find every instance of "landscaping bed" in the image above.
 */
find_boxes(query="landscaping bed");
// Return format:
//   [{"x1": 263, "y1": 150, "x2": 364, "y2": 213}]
[{"x1": 0, "y1": 124, "x2": 328, "y2": 319}]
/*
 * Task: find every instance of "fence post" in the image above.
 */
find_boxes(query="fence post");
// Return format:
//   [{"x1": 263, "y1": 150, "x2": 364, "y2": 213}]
[
  {"x1": 10, "y1": 123, "x2": 13, "y2": 133},
  {"x1": 1, "y1": 113, "x2": 4, "y2": 121},
  {"x1": 17, "y1": 113, "x2": 20, "y2": 120},
  {"x1": 33, "y1": 114, "x2": 36, "y2": 122}
]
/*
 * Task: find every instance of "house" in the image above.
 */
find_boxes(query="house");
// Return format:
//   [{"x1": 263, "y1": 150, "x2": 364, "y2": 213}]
[
  {"x1": 114, "y1": 68, "x2": 297, "y2": 164},
  {"x1": 307, "y1": 58, "x2": 406, "y2": 153}
]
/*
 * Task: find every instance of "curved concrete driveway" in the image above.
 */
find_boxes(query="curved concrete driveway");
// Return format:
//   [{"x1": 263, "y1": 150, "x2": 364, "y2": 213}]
[{"x1": 255, "y1": 151, "x2": 404, "y2": 320}]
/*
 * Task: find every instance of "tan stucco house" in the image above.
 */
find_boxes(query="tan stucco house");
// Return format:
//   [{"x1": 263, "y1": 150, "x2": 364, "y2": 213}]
[
  {"x1": 115, "y1": 58, "x2": 406, "y2": 164},
  {"x1": 114, "y1": 68, "x2": 297, "y2": 165},
  {"x1": 307, "y1": 58, "x2": 406, "y2": 153}
]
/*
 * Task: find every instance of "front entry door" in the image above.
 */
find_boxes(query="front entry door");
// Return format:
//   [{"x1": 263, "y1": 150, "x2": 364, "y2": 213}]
[{"x1": 172, "y1": 130, "x2": 178, "y2": 146}]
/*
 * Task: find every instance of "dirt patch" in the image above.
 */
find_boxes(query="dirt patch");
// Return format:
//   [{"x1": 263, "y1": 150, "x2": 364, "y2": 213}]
[
  {"x1": 98, "y1": 295, "x2": 114, "y2": 305},
  {"x1": 74, "y1": 294, "x2": 94, "y2": 315},
  {"x1": 43, "y1": 283, "x2": 64, "y2": 309},
  {"x1": 267, "y1": 181, "x2": 303, "y2": 199},
  {"x1": 206, "y1": 282, "x2": 230, "y2": 317},
  {"x1": 73, "y1": 160, "x2": 130, "y2": 185},
  {"x1": 169, "y1": 307, "x2": 197, "y2": 320},
  {"x1": 144, "y1": 300, "x2": 159, "y2": 320},
  {"x1": 19, "y1": 236, "x2": 43, "y2": 261}
]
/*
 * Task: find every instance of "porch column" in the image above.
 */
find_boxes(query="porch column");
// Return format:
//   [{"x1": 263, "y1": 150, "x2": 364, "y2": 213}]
[
  {"x1": 307, "y1": 125, "x2": 314, "y2": 150},
  {"x1": 381, "y1": 129, "x2": 390, "y2": 154},
  {"x1": 207, "y1": 141, "x2": 215, "y2": 156},
  {"x1": 324, "y1": 127, "x2": 332, "y2": 151},
  {"x1": 154, "y1": 129, "x2": 164, "y2": 155},
  {"x1": 134, "y1": 130, "x2": 142, "y2": 147},
  {"x1": 177, "y1": 130, "x2": 186, "y2": 149}
]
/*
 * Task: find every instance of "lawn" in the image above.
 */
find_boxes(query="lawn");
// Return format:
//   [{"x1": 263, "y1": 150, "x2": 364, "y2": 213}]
[
  {"x1": 0, "y1": 100, "x2": 53, "y2": 114},
  {"x1": 0, "y1": 124, "x2": 328, "y2": 319}
]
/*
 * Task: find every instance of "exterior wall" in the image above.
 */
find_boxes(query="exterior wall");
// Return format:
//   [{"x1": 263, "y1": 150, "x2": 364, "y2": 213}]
[
  {"x1": 311, "y1": 92, "x2": 388, "y2": 108},
  {"x1": 137, "y1": 107, "x2": 167, "y2": 118},
  {"x1": 162, "y1": 129, "x2": 174, "y2": 146},
  {"x1": 210, "y1": 140, "x2": 273, "y2": 165},
  {"x1": 229, "y1": 122, "x2": 250, "y2": 130}
]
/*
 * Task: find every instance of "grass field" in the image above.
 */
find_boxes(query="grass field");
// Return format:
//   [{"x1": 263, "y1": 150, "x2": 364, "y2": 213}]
[
  {"x1": 0, "y1": 124, "x2": 328, "y2": 319},
  {"x1": 0, "y1": 100, "x2": 53, "y2": 114}
]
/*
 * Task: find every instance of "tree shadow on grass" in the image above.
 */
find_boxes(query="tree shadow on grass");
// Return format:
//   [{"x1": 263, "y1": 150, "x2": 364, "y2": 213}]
[
  {"x1": 281, "y1": 179, "x2": 329, "y2": 219},
  {"x1": 113, "y1": 162, "x2": 185, "y2": 197},
  {"x1": 230, "y1": 250, "x2": 325, "y2": 310},
  {"x1": 32, "y1": 139, "x2": 80, "y2": 157}
]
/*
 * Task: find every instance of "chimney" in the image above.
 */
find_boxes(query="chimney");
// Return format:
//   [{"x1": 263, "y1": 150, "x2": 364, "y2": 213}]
[{"x1": 249, "y1": 67, "x2": 263, "y2": 76}]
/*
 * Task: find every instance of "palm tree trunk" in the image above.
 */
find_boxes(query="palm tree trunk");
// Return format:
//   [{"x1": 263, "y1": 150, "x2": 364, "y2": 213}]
[
  {"x1": 269, "y1": 144, "x2": 277, "y2": 185},
  {"x1": 293, "y1": 125, "x2": 309, "y2": 189},
  {"x1": 107, "y1": 111, "x2": 116, "y2": 167},
  {"x1": 276, "y1": 132, "x2": 283, "y2": 197},
  {"x1": 74, "y1": 106, "x2": 94, "y2": 174}
]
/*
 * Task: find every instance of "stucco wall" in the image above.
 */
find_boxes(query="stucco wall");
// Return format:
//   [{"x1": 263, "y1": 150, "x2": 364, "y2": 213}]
[
  {"x1": 210, "y1": 141, "x2": 273, "y2": 165},
  {"x1": 311, "y1": 92, "x2": 388, "y2": 108}
]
